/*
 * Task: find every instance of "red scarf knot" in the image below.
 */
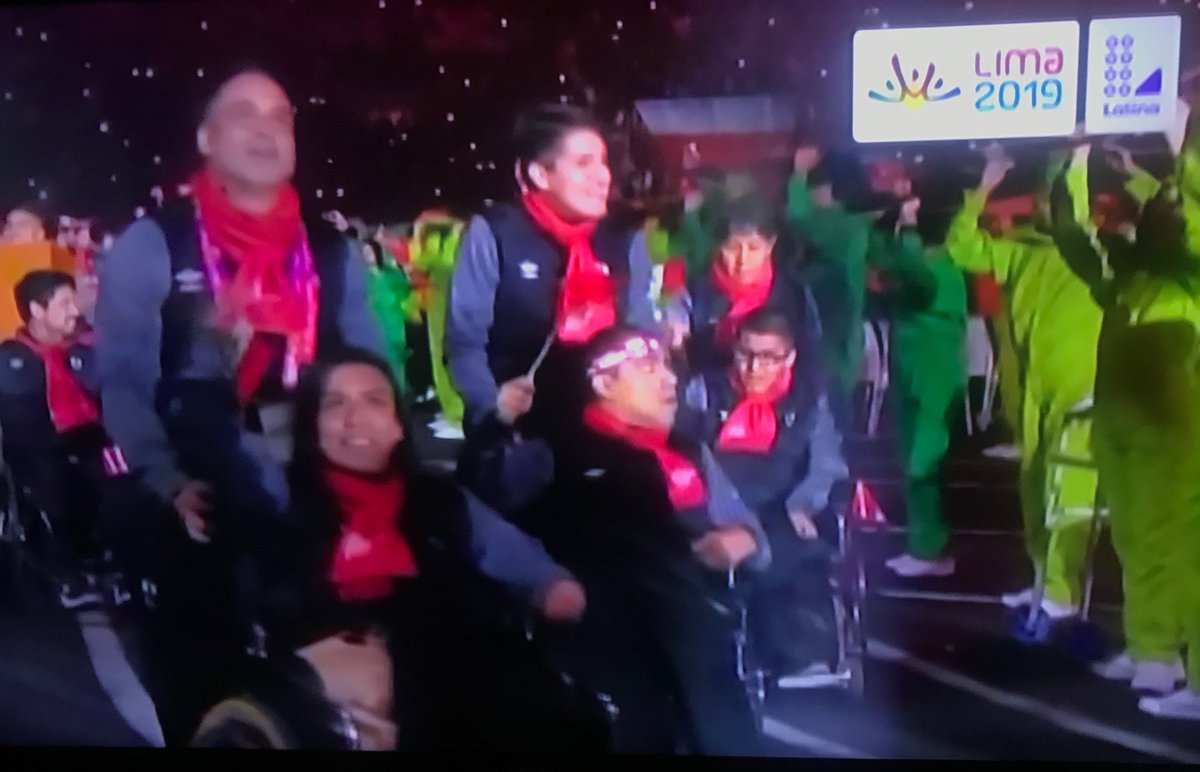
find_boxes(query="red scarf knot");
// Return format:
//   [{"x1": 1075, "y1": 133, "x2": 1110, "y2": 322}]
[
  {"x1": 661, "y1": 257, "x2": 688, "y2": 298},
  {"x1": 18, "y1": 330, "x2": 99, "y2": 433},
  {"x1": 324, "y1": 464, "x2": 418, "y2": 603},
  {"x1": 522, "y1": 192, "x2": 616, "y2": 344},
  {"x1": 191, "y1": 169, "x2": 319, "y2": 402},
  {"x1": 711, "y1": 258, "x2": 774, "y2": 347},
  {"x1": 583, "y1": 403, "x2": 708, "y2": 511},
  {"x1": 717, "y1": 367, "x2": 793, "y2": 454}
]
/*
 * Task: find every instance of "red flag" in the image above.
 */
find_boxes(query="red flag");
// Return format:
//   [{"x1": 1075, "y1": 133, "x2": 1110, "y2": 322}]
[{"x1": 850, "y1": 480, "x2": 888, "y2": 528}]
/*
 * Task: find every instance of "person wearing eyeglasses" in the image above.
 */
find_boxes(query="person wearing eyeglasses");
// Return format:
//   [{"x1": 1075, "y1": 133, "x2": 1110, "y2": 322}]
[
  {"x1": 531, "y1": 325, "x2": 769, "y2": 755},
  {"x1": 677, "y1": 308, "x2": 848, "y2": 688},
  {"x1": 871, "y1": 196, "x2": 967, "y2": 579}
]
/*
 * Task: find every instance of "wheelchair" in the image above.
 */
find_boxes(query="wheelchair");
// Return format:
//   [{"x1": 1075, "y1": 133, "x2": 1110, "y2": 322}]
[
  {"x1": 731, "y1": 488, "x2": 868, "y2": 724},
  {"x1": 0, "y1": 419, "x2": 151, "y2": 613},
  {"x1": 1010, "y1": 399, "x2": 1110, "y2": 660}
]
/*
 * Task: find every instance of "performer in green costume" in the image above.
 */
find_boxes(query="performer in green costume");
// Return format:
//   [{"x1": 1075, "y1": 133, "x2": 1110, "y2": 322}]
[
  {"x1": 1049, "y1": 131, "x2": 1200, "y2": 715},
  {"x1": 411, "y1": 211, "x2": 466, "y2": 429},
  {"x1": 363, "y1": 230, "x2": 419, "y2": 401},
  {"x1": 944, "y1": 149, "x2": 1102, "y2": 617},
  {"x1": 872, "y1": 197, "x2": 967, "y2": 578}
]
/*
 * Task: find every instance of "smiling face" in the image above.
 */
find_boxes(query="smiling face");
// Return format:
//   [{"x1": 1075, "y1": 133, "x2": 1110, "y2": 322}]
[
  {"x1": 317, "y1": 363, "x2": 404, "y2": 474},
  {"x1": 197, "y1": 72, "x2": 297, "y2": 191},
  {"x1": 733, "y1": 330, "x2": 796, "y2": 396},
  {"x1": 528, "y1": 127, "x2": 612, "y2": 222},
  {"x1": 29, "y1": 285, "x2": 81, "y2": 342}
]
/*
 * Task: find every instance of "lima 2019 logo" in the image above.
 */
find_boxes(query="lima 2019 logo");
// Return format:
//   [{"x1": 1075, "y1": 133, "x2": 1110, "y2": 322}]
[{"x1": 868, "y1": 55, "x2": 962, "y2": 110}]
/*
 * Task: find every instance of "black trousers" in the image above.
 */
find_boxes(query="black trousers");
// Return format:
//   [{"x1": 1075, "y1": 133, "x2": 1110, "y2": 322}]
[
  {"x1": 541, "y1": 573, "x2": 762, "y2": 756},
  {"x1": 10, "y1": 423, "x2": 111, "y2": 578}
]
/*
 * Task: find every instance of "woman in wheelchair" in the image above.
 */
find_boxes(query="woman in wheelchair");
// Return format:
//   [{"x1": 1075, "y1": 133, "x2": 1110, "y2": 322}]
[
  {"x1": 677, "y1": 308, "x2": 850, "y2": 688},
  {"x1": 202, "y1": 349, "x2": 593, "y2": 750}
]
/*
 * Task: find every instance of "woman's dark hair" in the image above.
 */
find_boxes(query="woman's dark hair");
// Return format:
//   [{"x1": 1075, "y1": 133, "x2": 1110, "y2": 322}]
[
  {"x1": 512, "y1": 103, "x2": 605, "y2": 187},
  {"x1": 290, "y1": 349, "x2": 419, "y2": 533}
]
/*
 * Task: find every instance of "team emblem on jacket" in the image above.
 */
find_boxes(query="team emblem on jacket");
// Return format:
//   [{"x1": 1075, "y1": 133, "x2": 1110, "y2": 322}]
[
  {"x1": 8, "y1": 358, "x2": 22, "y2": 371},
  {"x1": 785, "y1": 412, "x2": 796, "y2": 428},
  {"x1": 69, "y1": 356, "x2": 83, "y2": 371},
  {"x1": 519, "y1": 261, "x2": 540, "y2": 280},
  {"x1": 174, "y1": 268, "x2": 206, "y2": 294}
]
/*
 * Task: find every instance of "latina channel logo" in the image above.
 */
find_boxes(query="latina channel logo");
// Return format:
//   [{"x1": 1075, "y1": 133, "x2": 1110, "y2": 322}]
[
  {"x1": 1100, "y1": 33, "x2": 1163, "y2": 118},
  {"x1": 868, "y1": 55, "x2": 962, "y2": 110}
]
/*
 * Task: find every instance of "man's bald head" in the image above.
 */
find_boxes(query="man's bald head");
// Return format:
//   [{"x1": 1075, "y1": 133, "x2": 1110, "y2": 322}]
[{"x1": 197, "y1": 67, "x2": 297, "y2": 193}]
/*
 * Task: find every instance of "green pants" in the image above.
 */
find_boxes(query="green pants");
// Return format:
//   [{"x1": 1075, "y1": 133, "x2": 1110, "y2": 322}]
[
  {"x1": 994, "y1": 308, "x2": 1024, "y2": 443},
  {"x1": 1094, "y1": 317, "x2": 1200, "y2": 686},
  {"x1": 425, "y1": 285, "x2": 465, "y2": 427},
  {"x1": 897, "y1": 385, "x2": 963, "y2": 560}
]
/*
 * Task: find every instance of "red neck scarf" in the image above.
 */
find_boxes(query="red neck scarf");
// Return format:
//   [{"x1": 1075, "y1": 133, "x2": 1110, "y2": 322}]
[
  {"x1": 18, "y1": 330, "x2": 99, "y2": 433},
  {"x1": 718, "y1": 367, "x2": 793, "y2": 453},
  {"x1": 324, "y1": 464, "x2": 417, "y2": 603},
  {"x1": 522, "y1": 192, "x2": 616, "y2": 344},
  {"x1": 191, "y1": 168, "x2": 318, "y2": 402},
  {"x1": 711, "y1": 258, "x2": 774, "y2": 347},
  {"x1": 583, "y1": 403, "x2": 708, "y2": 511}
]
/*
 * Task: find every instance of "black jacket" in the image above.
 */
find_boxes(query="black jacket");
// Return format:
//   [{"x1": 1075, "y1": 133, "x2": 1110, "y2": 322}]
[
  {"x1": 0, "y1": 336, "x2": 98, "y2": 455},
  {"x1": 251, "y1": 468, "x2": 571, "y2": 651}
]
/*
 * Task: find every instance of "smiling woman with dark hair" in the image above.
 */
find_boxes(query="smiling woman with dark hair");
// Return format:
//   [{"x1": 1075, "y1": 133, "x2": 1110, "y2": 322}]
[{"x1": 245, "y1": 348, "x2": 590, "y2": 750}]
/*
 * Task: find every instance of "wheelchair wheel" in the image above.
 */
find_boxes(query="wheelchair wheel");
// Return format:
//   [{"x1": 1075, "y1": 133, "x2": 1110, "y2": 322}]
[{"x1": 191, "y1": 696, "x2": 297, "y2": 749}]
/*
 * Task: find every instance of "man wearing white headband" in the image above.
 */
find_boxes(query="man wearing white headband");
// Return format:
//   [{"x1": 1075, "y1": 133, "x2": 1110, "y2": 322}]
[{"x1": 529, "y1": 325, "x2": 770, "y2": 755}]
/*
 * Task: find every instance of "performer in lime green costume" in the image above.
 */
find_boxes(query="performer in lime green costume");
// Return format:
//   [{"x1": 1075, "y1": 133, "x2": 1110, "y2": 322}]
[
  {"x1": 872, "y1": 198, "x2": 967, "y2": 577},
  {"x1": 411, "y1": 211, "x2": 466, "y2": 428},
  {"x1": 945, "y1": 150, "x2": 1102, "y2": 615},
  {"x1": 1050, "y1": 132, "x2": 1200, "y2": 715}
]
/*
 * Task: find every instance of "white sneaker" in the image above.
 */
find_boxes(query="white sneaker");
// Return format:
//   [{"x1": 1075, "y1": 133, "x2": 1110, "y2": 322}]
[
  {"x1": 1092, "y1": 652, "x2": 1137, "y2": 681},
  {"x1": 1040, "y1": 597, "x2": 1079, "y2": 620},
  {"x1": 886, "y1": 553, "x2": 956, "y2": 578},
  {"x1": 1001, "y1": 586, "x2": 1036, "y2": 609},
  {"x1": 982, "y1": 443, "x2": 1021, "y2": 460},
  {"x1": 1132, "y1": 660, "x2": 1187, "y2": 696},
  {"x1": 1139, "y1": 688, "x2": 1200, "y2": 721}
]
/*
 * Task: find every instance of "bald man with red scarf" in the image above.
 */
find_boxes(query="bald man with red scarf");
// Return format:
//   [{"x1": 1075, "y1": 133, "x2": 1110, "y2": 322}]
[{"x1": 94, "y1": 68, "x2": 384, "y2": 744}]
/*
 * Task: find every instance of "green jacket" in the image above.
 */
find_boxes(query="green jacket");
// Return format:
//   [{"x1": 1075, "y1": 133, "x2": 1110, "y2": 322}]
[
  {"x1": 872, "y1": 231, "x2": 967, "y2": 400},
  {"x1": 365, "y1": 246, "x2": 416, "y2": 398},
  {"x1": 944, "y1": 163, "x2": 1102, "y2": 402},
  {"x1": 786, "y1": 172, "x2": 872, "y2": 394}
]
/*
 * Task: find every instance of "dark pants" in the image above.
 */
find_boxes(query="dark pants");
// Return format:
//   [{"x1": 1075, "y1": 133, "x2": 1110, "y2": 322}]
[
  {"x1": 543, "y1": 574, "x2": 762, "y2": 756},
  {"x1": 746, "y1": 507, "x2": 838, "y2": 674},
  {"x1": 10, "y1": 423, "x2": 111, "y2": 578},
  {"x1": 116, "y1": 381, "x2": 288, "y2": 746}
]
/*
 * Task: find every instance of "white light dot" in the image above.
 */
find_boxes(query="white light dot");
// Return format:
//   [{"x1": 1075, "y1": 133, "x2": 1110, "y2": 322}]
[
  {"x1": 146, "y1": 67, "x2": 155, "y2": 78},
  {"x1": 38, "y1": 190, "x2": 48, "y2": 201},
  {"x1": 560, "y1": 94, "x2": 570, "y2": 104},
  {"x1": 134, "y1": 207, "x2": 146, "y2": 218},
  {"x1": 768, "y1": 17, "x2": 776, "y2": 27},
  {"x1": 463, "y1": 77, "x2": 471, "y2": 87},
  {"x1": 447, "y1": 112, "x2": 455, "y2": 123},
  {"x1": 881, "y1": 22, "x2": 890, "y2": 28},
  {"x1": 449, "y1": 157, "x2": 456, "y2": 164},
  {"x1": 649, "y1": 0, "x2": 656, "y2": 9},
  {"x1": 84, "y1": 61, "x2": 91, "y2": 69},
  {"x1": 914, "y1": 154, "x2": 926, "y2": 164},
  {"x1": 559, "y1": 73, "x2": 567, "y2": 84},
  {"x1": 469, "y1": 142, "x2": 477, "y2": 151},
  {"x1": 738, "y1": 59, "x2": 746, "y2": 69},
  {"x1": 820, "y1": 68, "x2": 828, "y2": 78},
  {"x1": 200, "y1": 20, "x2": 208, "y2": 30},
  {"x1": 401, "y1": 132, "x2": 408, "y2": 141},
  {"x1": 197, "y1": 68, "x2": 205, "y2": 78},
  {"x1": 964, "y1": 0, "x2": 974, "y2": 8},
  {"x1": 39, "y1": 31, "x2": 47, "y2": 42},
  {"x1": 388, "y1": 138, "x2": 395, "y2": 147},
  {"x1": 99, "y1": 121, "x2": 110, "y2": 133},
  {"x1": 415, "y1": 0, "x2": 422, "y2": 6},
  {"x1": 14, "y1": 26, "x2": 22, "y2": 37},
  {"x1": 500, "y1": 17, "x2": 507, "y2": 28},
  {"x1": 438, "y1": 65, "x2": 446, "y2": 74},
  {"x1": 153, "y1": 155, "x2": 162, "y2": 165},
  {"x1": 327, "y1": 158, "x2": 333, "y2": 164},
  {"x1": 111, "y1": 174, "x2": 118, "y2": 182},
  {"x1": 379, "y1": 0, "x2": 386, "y2": 7},
  {"x1": 475, "y1": 162, "x2": 484, "y2": 171},
  {"x1": 336, "y1": 188, "x2": 344, "y2": 198},
  {"x1": 616, "y1": 20, "x2": 624, "y2": 30},
  {"x1": 315, "y1": 189, "x2": 324, "y2": 199},
  {"x1": 132, "y1": 68, "x2": 140, "y2": 77},
  {"x1": 27, "y1": 178, "x2": 35, "y2": 187},
  {"x1": 3, "y1": 92, "x2": 12, "y2": 101},
  {"x1": 434, "y1": 187, "x2": 442, "y2": 197},
  {"x1": 487, "y1": 161, "x2": 496, "y2": 170},
  {"x1": 612, "y1": 33, "x2": 620, "y2": 42},
  {"x1": 83, "y1": 87, "x2": 91, "y2": 97}
]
